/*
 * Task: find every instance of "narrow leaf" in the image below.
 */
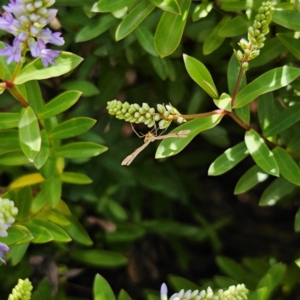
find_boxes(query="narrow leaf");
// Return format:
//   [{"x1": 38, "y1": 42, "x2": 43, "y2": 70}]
[
  {"x1": 15, "y1": 52, "x2": 83, "y2": 85},
  {"x1": 91, "y1": 0, "x2": 135, "y2": 12},
  {"x1": 273, "y1": 147, "x2": 300, "y2": 185},
  {"x1": 34, "y1": 130, "x2": 50, "y2": 169},
  {"x1": 49, "y1": 117, "x2": 96, "y2": 139},
  {"x1": 244, "y1": 129, "x2": 279, "y2": 176},
  {"x1": 115, "y1": 0, "x2": 155, "y2": 41},
  {"x1": 149, "y1": 0, "x2": 181, "y2": 14},
  {"x1": 56, "y1": 142, "x2": 107, "y2": 158},
  {"x1": 208, "y1": 142, "x2": 249, "y2": 176},
  {"x1": 183, "y1": 54, "x2": 218, "y2": 98},
  {"x1": 19, "y1": 107, "x2": 41, "y2": 162},
  {"x1": 233, "y1": 67, "x2": 300, "y2": 108},
  {"x1": 156, "y1": 114, "x2": 223, "y2": 158},
  {"x1": 45, "y1": 173, "x2": 62, "y2": 208},
  {"x1": 61, "y1": 172, "x2": 93, "y2": 185},
  {"x1": 272, "y1": 10, "x2": 300, "y2": 31},
  {"x1": 277, "y1": 33, "x2": 300, "y2": 59},
  {"x1": 294, "y1": 206, "x2": 300, "y2": 232},
  {"x1": 154, "y1": 0, "x2": 191, "y2": 57},
  {"x1": 0, "y1": 113, "x2": 20, "y2": 129},
  {"x1": 38, "y1": 91, "x2": 82, "y2": 119},
  {"x1": 259, "y1": 177, "x2": 295, "y2": 206},
  {"x1": 94, "y1": 274, "x2": 117, "y2": 300},
  {"x1": 24, "y1": 223, "x2": 53, "y2": 243},
  {"x1": 10, "y1": 173, "x2": 44, "y2": 189},
  {"x1": 234, "y1": 165, "x2": 268, "y2": 194},
  {"x1": 218, "y1": 15, "x2": 249, "y2": 37},
  {"x1": 135, "y1": 25, "x2": 158, "y2": 56}
]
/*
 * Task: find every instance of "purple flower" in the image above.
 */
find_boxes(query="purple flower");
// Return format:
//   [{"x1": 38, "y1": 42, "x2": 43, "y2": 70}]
[
  {"x1": 38, "y1": 28, "x2": 64, "y2": 46},
  {"x1": 0, "y1": 38, "x2": 22, "y2": 64},
  {"x1": 160, "y1": 283, "x2": 168, "y2": 300},
  {"x1": 0, "y1": 242, "x2": 9, "y2": 265}
]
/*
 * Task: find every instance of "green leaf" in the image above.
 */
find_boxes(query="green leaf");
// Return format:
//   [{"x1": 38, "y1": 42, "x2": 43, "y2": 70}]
[
  {"x1": 154, "y1": 0, "x2": 191, "y2": 57},
  {"x1": 259, "y1": 177, "x2": 295, "y2": 206},
  {"x1": 218, "y1": 15, "x2": 249, "y2": 37},
  {"x1": 0, "y1": 113, "x2": 20, "y2": 129},
  {"x1": 15, "y1": 52, "x2": 83, "y2": 85},
  {"x1": 93, "y1": 274, "x2": 116, "y2": 300},
  {"x1": 150, "y1": 56, "x2": 169, "y2": 80},
  {"x1": 23, "y1": 223, "x2": 53, "y2": 243},
  {"x1": 0, "y1": 226, "x2": 27, "y2": 245},
  {"x1": 10, "y1": 243, "x2": 30, "y2": 266},
  {"x1": 31, "y1": 189, "x2": 47, "y2": 214},
  {"x1": 183, "y1": 54, "x2": 218, "y2": 98},
  {"x1": 264, "y1": 103, "x2": 300, "y2": 137},
  {"x1": 277, "y1": 33, "x2": 300, "y2": 60},
  {"x1": 234, "y1": 67, "x2": 300, "y2": 108},
  {"x1": 168, "y1": 275, "x2": 199, "y2": 292},
  {"x1": 272, "y1": 10, "x2": 300, "y2": 31},
  {"x1": 149, "y1": 0, "x2": 180, "y2": 14},
  {"x1": 62, "y1": 215, "x2": 93, "y2": 245},
  {"x1": 45, "y1": 173, "x2": 62, "y2": 208},
  {"x1": 91, "y1": 0, "x2": 135, "y2": 12},
  {"x1": 203, "y1": 15, "x2": 230, "y2": 55},
  {"x1": 213, "y1": 93, "x2": 232, "y2": 111},
  {"x1": 192, "y1": 3, "x2": 213, "y2": 22},
  {"x1": 248, "y1": 287, "x2": 269, "y2": 300},
  {"x1": 57, "y1": 142, "x2": 107, "y2": 158},
  {"x1": 61, "y1": 172, "x2": 93, "y2": 185},
  {"x1": 10, "y1": 173, "x2": 44, "y2": 188},
  {"x1": 34, "y1": 130, "x2": 50, "y2": 169},
  {"x1": 115, "y1": 0, "x2": 155, "y2": 41},
  {"x1": 38, "y1": 91, "x2": 82, "y2": 119},
  {"x1": 118, "y1": 290, "x2": 132, "y2": 300},
  {"x1": 49, "y1": 117, "x2": 96, "y2": 139},
  {"x1": 26, "y1": 81, "x2": 44, "y2": 113},
  {"x1": 16, "y1": 186, "x2": 32, "y2": 222},
  {"x1": 135, "y1": 25, "x2": 158, "y2": 56},
  {"x1": 227, "y1": 54, "x2": 246, "y2": 95},
  {"x1": 245, "y1": 129, "x2": 279, "y2": 176},
  {"x1": 19, "y1": 106, "x2": 41, "y2": 162},
  {"x1": 272, "y1": 147, "x2": 300, "y2": 185},
  {"x1": 72, "y1": 250, "x2": 127, "y2": 267},
  {"x1": 208, "y1": 142, "x2": 249, "y2": 176},
  {"x1": 0, "y1": 151, "x2": 29, "y2": 165},
  {"x1": 39, "y1": 149, "x2": 56, "y2": 180},
  {"x1": 31, "y1": 219, "x2": 71, "y2": 243},
  {"x1": 294, "y1": 206, "x2": 300, "y2": 232},
  {"x1": 105, "y1": 224, "x2": 145, "y2": 243},
  {"x1": 156, "y1": 114, "x2": 223, "y2": 158},
  {"x1": 60, "y1": 81, "x2": 99, "y2": 98},
  {"x1": 0, "y1": 130, "x2": 20, "y2": 155},
  {"x1": 234, "y1": 165, "x2": 268, "y2": 194},
  {"x1": 76, "y1": 15, "x2": 116, "y2": 42}
]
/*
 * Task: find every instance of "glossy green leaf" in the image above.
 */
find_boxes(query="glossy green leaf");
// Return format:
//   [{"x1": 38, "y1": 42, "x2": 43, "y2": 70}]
[
  {"x1": 219, "y1": 0, "x2": 252, "y2": 11},
  {"x1": 115, "y1": 0, "x2": 155, "y2": 41},
  {"x1": 156, "y1": 114, "x2": 223, "y2": 158},
  {"x1": 26, "y1": 81, "x2": 44, "y2": 113},
  {"x1": 135, "y1": 25, "x2": 158, "y2": 56},
  {"x1": 91, "y1": 0, "x2": 135, "y2": 12},
  {"x1": 0, "y1": 226, "x2": 27, "y2": 245},
  {"x1": 234, "y1": 165, "x2": 268, "y2": 194},
  {"x1": 287, "y1": 134, "x2": 300, "y2": 155},
  {"x1": 34, "y1": 130, "x2": 50, "y2": 169},
  {"x1": 208, "y1": 142, "x2": 249, "y2": 176},
  {"x1": 277, "y1": 33, "x2": 300, "y2": 60},
  {"x1": 61, "y1": 172, "x2": 93, "y2": 185},
  {"x1": 0, "y1": 113, "x2": 20, "y2": 129},
  {"x1": 15, "y1": 225, "x2": 34, "y2": 244},
  {"x1": 249, "y1": 38, "x2": 286, "y2": 68},
  {"x1": 16, "y1": 186, "x2": 32, "y2": 222},
  {"x1": 10, "y1": 173, "x2": 44, "y2": 188},
  {"x1": 150, "y1": 56, "x2": 169, "y2": 80},
  {"x1": 62, "y1": 215, "x2": 93, "y2": 245},
  {"x1": 272, "y1": 10, "x2": 300, "y2": 31},
  {"x1": 76, "y1": 15, "x2": 116, "y2": 42},
  {"x1": 49, "y1": 117, "x2": 96, "y2": 139},
  {"x1": 24, "y1": 223, "x2": 53, "y2": 243},
  {"x1": 183, "y1": 54, "x2": 218, "y2": 98},
  {"x1": 257, "y1": 93, "x2": 277, "y2": 134},
  {"x1": 10, "y1": 243, "x2": 30, "y2": 266},
  {"x1": 15, "y1": 52, "x2": 83, "y2": 85},
  {"x1": 0, "y1": 151, "x2": 29, "y2": 165},
  {"x1": 203, "y1": 15, "x2": 230, "y2": 55},
  {"x1": 45, "y1": 173, "x2": 62, "y2": 208},
  {"x1": 248, "y1": 287, "x2": 269, "y2": 300},
  {"x1": 264, "y1": 103, "x2": 300, "y2": 137},
  {"x1": 234, "y1": 67, "x2": 300, "y2": 108},
  {"x1": 0, "y1": 130, "x2": 20, "y2": 155},
  {"x1": 168, "y1": 275, "x2": 199, "y2": 293},
  {"x1": 259, "y1": 177, "x2": 295, "y2": 206},
  {"x1": 213, "y1": 93, "x2": 232, "y2": 111},
  {"x1": 39, "y1": 149, "x2": 56, "y2": 180},
  {"x1": 31, "y1": 189, "x2": 47, "y2": 214},
  {"x1": 31, "y1": 219, "x2": 71, "y2": 242},
  {"x1": 273, "y1": 147, "x2": 300, "y2": 185},
  {"x1": 118, "y1": 290, "x2": 132, "y2": 300},
  {"x1": 93, "y1": 274, "x2": 116, "y2": 300},
  {"x1": 60, "y1": 81, "x2": 99, "y2": 98},
  {"x1": 38, "y1": 91, "x2": 81, "y2": 119},
  {"x1": 218, "y1": 15, "x2": 249, "y2": 37},
  {"x1": 192, "y1": 2, "x2": 213, "y2": 22},
  {"x1": 149, "y1": 0, "x2": 180, "y2": 14},
  {"x1": 154, "y1": 0, "x2": 190, "y2": 57},
  {"x1": 245, "y1": 129, "x2": 279, "y2": 176},
  {"x1": 227, "y1": 54, "x2": 246, "y2": 95},
  {"x1": 72, "y1": 249, "x2": 127, "y2": 267},
  {"x1": 19, "y1": 106, "x2": 41, "y2": 162},
  {"x1": 57, "y1": 142, "x2": 107, "y2": 158},
  {"x1": 47, "y1": 211, "x2": 71, "y2": 227}
]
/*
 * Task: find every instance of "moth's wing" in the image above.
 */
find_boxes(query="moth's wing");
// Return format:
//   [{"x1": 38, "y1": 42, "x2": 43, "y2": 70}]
[
  {"x1": 155, "y1": 130, "x2": 191, "y2": 140},
  {"x1": 121, "y1": 141, "x2": 151, "y2": 166}
]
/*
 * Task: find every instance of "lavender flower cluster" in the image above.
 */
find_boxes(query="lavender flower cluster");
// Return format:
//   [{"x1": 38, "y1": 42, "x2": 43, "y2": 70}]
[{"x1": 0, "y1": 0, "x2": 64, "y2": 67}]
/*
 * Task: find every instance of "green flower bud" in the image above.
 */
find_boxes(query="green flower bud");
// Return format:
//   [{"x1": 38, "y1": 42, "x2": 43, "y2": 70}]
[
  {"x1": 154, "y1": 114, "x2": 161, "y2": 121},
  {"x1": 142, "y1": 103, "x2": 150, "y2": 111},
  {"x1": 157, "y1": 104, "x2": 165, "y2": 114},
  {"x1": 236, "y1": 49, "x2": 244, "y2": 61},
  {"x1": 242, "y1": 62, "x2": 249, "y2": 70},
  {"x1": 149, "y1": 108, "x2": 155, "y2": 114},
  {"x1": 8, "y1": 278, "x2": 33, "y2": 300}
]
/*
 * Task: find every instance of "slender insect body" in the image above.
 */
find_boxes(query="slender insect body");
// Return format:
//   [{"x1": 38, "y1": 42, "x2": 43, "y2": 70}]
[{"x1": 121, "y1": 130, "x2": 191, "y2": 166}]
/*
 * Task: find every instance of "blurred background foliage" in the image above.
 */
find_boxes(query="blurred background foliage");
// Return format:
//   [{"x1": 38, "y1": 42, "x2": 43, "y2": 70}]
[{"x1": 1, "y1": 0, "x2": 300, "y2": 299}]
